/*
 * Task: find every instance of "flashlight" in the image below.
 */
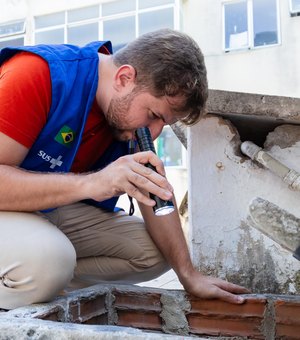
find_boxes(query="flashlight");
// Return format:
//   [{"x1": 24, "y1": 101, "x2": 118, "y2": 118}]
[{"x1": 135, "y1": 127, "x2": 175, "y2": 216}]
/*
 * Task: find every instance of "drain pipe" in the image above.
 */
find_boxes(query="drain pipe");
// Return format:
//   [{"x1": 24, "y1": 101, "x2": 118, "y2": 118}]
[{"x1": 241, "y1": 141, "x2": 300, "y2": 191}]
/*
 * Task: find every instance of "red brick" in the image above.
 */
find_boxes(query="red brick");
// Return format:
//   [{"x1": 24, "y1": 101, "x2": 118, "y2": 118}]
[
  {"x1": 38, "y1": 306, "x2": 64, "y2": 322},
  {"x1": 114, "y1": 291, "x2": 161, "y2": 312},
  {"x1": 83, "y1": 313, "x2": 108, "y2": 325},
  {"x1": 276, "y1": 324, "x2": 300, "y2": 339},
  {"x1": 275, "y1": 299, "x2": 300, "y2": 325},
  {"x1": 189, "y1": 296, "x2": 266, "y2": 317},
  {"x1": 68, "y1": 294, "x2": 107, "y2": 323},
  {"x1": 79, "y1": 295, "x2": 106, "y2": 316},
  {"x1": 117, "y1": 310, "x2": 162, "y2": 331},
  {"x1": 68, "y1": 301, "x2": 80, "y2": 322},
  {"x1": 275, "y1": 299, "x2": 300, "y2": 339},
  {"x1": 186, "y1": 297, "x2": 266, "y2": 338},
  {"x1": 188, "y1": 315, "x2": 264, "y2": 338}
]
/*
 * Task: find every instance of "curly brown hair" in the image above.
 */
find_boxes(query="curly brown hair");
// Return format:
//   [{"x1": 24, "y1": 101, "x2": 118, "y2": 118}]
[{"x1": 113, "y1": 29, "x2": 208, "y2": 126}]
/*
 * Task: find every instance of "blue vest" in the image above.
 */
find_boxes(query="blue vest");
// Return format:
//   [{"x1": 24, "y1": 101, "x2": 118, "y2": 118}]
[{"x1": 0, "y1": 42, "x2": 129, "y2": 211}]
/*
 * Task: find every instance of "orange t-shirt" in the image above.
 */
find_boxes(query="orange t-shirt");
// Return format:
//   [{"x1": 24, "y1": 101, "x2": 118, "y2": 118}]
[{"x1": 0, "y1": 51, "x2": 113, "y2": 173}]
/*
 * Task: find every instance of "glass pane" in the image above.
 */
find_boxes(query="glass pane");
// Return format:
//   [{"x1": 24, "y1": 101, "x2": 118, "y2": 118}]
[
  {"x1": 35, "y1": 29, "x2": 64, "y2": 44},
  {"x1": 139, "y1": 0, "x2": 174, "y2": 10},
  {"x1": 139, "y1": 8, "x2": 173, "y2": 36},
  {"x1": 253, "y1": 0, "x2": 278, "y2": 47},
  {"x1": 103, "y1": 16, "x2": 135, "y2": 52},
  {"x1": 291, "y1": 0, "x2": 300, "y2": 12},
  {"x1": 157, "y1": 127, "x2": 182, "y2": 166},
  {"x1": 68, "y1": 23, "x2": 98, "y2": 46},
  {"x1": 102, "y1": 0, "x2": 135, "y2": 16},
  {"x1": 35, "y1": 12, "x2": 65, "y2": 29},
  {"x1": 0, "y1": 21, "x2": 25, "y2": 37},
  {"x1": 0, "y1": 37, "x2": 24, "y2": 49},
  {"x1": 224, "y1": 1, "x2": 248, "y2": 49},
  {"x1": 68, "y1": 6, "x2": 99, "y2": 23}
]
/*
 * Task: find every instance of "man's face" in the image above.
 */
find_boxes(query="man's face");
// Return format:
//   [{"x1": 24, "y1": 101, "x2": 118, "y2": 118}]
[{"x1": 105, "y1": 89, "x2": 185, "y2": 141}]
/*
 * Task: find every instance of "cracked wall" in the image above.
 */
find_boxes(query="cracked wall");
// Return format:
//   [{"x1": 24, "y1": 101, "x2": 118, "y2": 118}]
[{"x1": 188, "y1": 115, "x2": 300, "y2": 294}]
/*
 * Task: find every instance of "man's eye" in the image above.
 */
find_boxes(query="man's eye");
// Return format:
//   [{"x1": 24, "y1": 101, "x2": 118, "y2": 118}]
[{"x1": 151, "y1": 112, "x2": 160, "y2": 120}]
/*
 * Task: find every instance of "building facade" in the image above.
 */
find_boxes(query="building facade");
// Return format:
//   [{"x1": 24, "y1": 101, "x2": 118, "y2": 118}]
[
  {"x1": 1, "y1": 0, "x2": 300, "y2": 96},
  {"x1": 182, "y1": 0, "x2": 300, "y2": 98}
]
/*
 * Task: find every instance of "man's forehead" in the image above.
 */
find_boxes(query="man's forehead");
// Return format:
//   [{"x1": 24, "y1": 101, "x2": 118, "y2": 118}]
[
  {"x1": 165, "y1": 94, "x2": 186, "y2": 107},
  {"x1": 165, "y1": 95, "x2": 189, "y2": 121}
]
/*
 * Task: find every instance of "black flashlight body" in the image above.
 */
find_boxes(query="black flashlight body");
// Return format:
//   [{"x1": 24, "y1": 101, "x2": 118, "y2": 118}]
[{"x1": 135, "y1": 127, "x2": 175, "y2": 216}]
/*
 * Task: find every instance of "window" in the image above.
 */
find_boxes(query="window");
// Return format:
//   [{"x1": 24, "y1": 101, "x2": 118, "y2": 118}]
[
  {"x1": 34, "y1": 0, "x2": 177, "y2": 51},
  {"x1": 223, "y1": 0, "x2": 279, "y2": 51},
  {"x1": 290, "y1": 0, "x2": 300, "y2": 15},
  {"x1": 34, "y1": 7, "x2": 99, "y2": 45},
  {"x1": 156, "y1": 126, "x2": 186, "y2": 167},
  {"x1": 0, "y1": 20, "x2": 25, "y2": 49}
]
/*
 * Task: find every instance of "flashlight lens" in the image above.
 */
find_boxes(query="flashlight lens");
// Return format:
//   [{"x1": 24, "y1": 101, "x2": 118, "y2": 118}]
[{"x1": 154, "y1": 205, "x2": 175, "y2": 216}]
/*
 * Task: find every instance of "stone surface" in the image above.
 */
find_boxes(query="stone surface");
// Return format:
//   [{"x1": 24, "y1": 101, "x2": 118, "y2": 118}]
[
  {"x1": 0, "y1": 317, "x2": 190, "y2": 340},
  {"x1": 248, "y1": 197, "x2": 300, "y2": 256},
  {"x1": 207, "y1": 90, "x2": 300, "y2": 122}
]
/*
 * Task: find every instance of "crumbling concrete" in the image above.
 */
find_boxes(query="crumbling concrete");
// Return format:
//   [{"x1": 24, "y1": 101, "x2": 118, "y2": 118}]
[
  {"x1": 188, "y1": 115, "x2": 300, "y2": 294},
  {"x1": 160, "y1": 292, "x2": 190, "y2": 335}
]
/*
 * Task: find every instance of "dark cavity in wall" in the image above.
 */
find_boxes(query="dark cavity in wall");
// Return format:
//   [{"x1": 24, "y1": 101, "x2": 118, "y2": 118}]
[{"x1": 219, "y1": 113, "x2": 300, "y2": 147}]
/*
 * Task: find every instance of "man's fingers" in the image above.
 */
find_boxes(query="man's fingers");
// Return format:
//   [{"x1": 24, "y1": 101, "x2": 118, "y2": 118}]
[
  {"x1": 217, "y1": 280, "x2": 251, "y2": 294},
  {"x1": 133, "y1": 151, "x2": 166, "y2": 176},
  {"x1": 125, "y1": 183, "x2": 155, "y2": 206},
  {"x1": 124, "y1": 172, "x2": 172, "y2": 206},
  {"x1": 216, "y1": 289, "x2": 246, "y2": 304},
  {"x1": 211, "y1": 280, "x2": 250, "y2": 304},
  {"x1": 129, "y1": 162, "x2": 173, "y2": 197}
]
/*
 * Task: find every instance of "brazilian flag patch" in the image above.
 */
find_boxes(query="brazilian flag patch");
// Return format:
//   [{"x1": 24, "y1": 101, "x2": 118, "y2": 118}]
[{"x1": 54, "y1": 125, "x2": 76, "y2": 148}]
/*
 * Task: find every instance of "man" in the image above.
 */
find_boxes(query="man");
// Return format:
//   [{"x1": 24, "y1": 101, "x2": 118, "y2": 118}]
[{"x1": 0, "y1": 29, "x2": 249, "y2": 309}]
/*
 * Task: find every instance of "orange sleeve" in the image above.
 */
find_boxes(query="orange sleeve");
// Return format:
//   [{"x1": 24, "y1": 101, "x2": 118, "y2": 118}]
[{"x1": 0, "y1": 51, "x2": 51, "y2": 148}]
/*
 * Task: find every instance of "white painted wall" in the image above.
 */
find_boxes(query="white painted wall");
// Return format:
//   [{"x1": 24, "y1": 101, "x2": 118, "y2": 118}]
[{"x1": 182, "y1": 0, "x2": 300, "y2": 98}]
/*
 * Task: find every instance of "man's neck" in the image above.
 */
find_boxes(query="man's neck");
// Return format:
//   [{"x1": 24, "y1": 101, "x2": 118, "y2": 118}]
[{"x1": 95, "y1": 53, "x2": 116, "y2": 115}]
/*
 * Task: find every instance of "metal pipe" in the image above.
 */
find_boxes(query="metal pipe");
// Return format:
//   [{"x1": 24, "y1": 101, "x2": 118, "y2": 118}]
[{"x1": 241, "y1": 141, "x2": 300, "y2": 191}]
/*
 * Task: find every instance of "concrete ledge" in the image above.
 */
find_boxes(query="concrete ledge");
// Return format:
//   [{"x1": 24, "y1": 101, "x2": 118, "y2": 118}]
[
  {"x1": 172, "y1": 90, "x2": 300, "y2": 151},
  {"x1": 207, "y1": 90, "x2": 300, "y2": 122},
  {"x1": 0, "y1": 317, "x2": 195, "y2": 340}
]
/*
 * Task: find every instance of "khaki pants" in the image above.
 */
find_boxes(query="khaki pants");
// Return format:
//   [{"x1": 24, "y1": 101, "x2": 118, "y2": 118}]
[{"x1": 0, "y1": 202, "x2": 169, "y2": 309}]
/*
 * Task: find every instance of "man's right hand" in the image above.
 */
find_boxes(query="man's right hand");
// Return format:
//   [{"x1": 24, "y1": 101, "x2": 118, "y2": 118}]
[{"x1": 85, "y1": 151, "x2": 173, "y2": 207}]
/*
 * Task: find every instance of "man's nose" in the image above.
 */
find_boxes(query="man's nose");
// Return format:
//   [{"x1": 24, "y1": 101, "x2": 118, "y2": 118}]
[{"x1": 148, "y1": 120, "x2": 166, "y2": 140}]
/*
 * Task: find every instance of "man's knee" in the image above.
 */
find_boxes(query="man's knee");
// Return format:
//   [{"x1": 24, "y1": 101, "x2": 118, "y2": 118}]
[
  {"x1": 0, "y1": 211, "x2": 76, "y2": 309},
  {"x1": 129, "y1": 240, "x2": 170, "y2": 280}
]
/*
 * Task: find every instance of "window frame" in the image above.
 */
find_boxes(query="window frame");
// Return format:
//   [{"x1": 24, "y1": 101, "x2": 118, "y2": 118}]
[
  {"x1": 33, "y1": 1, "x2": 181, "y2": 46},
  {"x1": 289, "y1": 0, "x2": 300, "y2": 16},
  {"x1": 0, "y1": 20, "x2": 26, "y2": 48},
  {"x1": 222, "y1": 0, "x2": 281, "y2": 52}
]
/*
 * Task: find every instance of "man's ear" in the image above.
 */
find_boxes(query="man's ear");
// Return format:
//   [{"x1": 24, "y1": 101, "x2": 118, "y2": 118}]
[{"x1": 113, "y1": 65, "x2": 136, "y2": 92}]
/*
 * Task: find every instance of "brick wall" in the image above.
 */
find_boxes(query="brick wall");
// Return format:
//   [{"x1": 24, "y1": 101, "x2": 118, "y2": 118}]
[{"x1": 1, "y1": 284, "x2": 300, "y2": 339}]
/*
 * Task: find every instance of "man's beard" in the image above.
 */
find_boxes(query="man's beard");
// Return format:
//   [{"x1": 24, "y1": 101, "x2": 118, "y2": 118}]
[{"x1": 105, "y1": 91, "x2": 137, "y2": 141}]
